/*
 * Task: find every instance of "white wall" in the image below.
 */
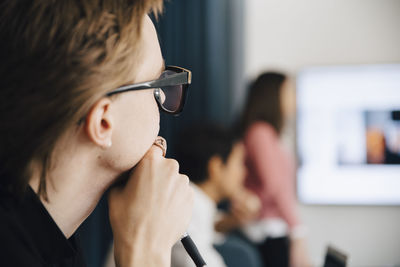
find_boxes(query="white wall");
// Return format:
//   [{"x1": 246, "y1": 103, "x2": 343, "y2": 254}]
[{"x1": 244, "y1": 1, "x2": 400, "y2": 266}]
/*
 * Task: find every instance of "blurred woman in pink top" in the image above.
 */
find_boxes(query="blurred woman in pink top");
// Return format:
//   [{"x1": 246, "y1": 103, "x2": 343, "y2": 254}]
[{"x1": 240, "y1": 72, "x2": 309, "y2": 267}]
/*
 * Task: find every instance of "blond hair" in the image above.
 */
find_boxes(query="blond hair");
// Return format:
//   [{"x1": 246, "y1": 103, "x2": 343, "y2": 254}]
[{"x1": 0, "y1": 0, "x2": 163, "y2": 198}]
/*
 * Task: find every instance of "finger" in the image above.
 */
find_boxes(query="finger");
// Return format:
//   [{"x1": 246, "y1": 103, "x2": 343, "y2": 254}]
[
  {"x1": 123, "y1": 143, "x2": 165, "y2": 193},
  {"x1": 142, "y1": 136, "x2": 167, "y2": 160},
  {"x1": 144, "y1": 143, "x2": 165, "y2": 159},
  {"x1": 153, "y1": 136, "x2": 167, "y2": 157}
]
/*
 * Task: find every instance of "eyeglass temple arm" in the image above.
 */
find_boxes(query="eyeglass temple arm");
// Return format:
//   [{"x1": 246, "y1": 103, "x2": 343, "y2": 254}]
[
  {"x1": 107, "y1": 72, "x2": 190, "y2": 96},
  {"x1": 152, "y1": 72, "x2": 190, "y2": 87}
]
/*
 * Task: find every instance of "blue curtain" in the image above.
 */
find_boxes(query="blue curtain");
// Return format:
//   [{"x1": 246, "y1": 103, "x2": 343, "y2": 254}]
[
  {"x1": 156, "y1": 0, "x2": 245, "y2": 154},
  {"x1": 78, "y1": 1, "x2": 244, "y2": 266},
  {"x1": 155, "y1": 0, "x2": 244, "y2": 156}
]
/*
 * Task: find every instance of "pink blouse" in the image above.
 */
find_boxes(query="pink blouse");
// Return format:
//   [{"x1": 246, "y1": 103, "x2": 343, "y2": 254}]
[{"x1": 244, "y1": 121, "x2": 300, "y2": 229}]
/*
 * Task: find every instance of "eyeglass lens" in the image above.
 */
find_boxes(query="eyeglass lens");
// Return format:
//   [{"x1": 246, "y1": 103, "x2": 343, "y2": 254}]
[{"x1": 157, "y1": 70, "x2": 184, "y2": 112}]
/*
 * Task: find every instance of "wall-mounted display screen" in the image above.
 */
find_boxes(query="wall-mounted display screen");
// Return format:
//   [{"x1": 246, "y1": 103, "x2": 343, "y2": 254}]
[{"x1": 297, "y1": 64, "x2": 400, "y2": 205}]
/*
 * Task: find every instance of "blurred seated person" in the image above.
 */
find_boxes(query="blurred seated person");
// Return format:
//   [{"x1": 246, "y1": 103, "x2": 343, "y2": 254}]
[
  {"x1": 240, "y1": 72, "x2": 310, "y2": 267},
  {"x1": 171, "y1": 125, "x2": 262, "y2": 267}
]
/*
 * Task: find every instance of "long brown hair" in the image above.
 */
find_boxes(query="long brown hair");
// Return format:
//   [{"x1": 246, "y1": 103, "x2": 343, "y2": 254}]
[
  {"x1": 241, "y1": 72, "x2": 286, "y2": 135},
  {"x1": 0, "y1": 0, "x2": 163, "y2": 198}
]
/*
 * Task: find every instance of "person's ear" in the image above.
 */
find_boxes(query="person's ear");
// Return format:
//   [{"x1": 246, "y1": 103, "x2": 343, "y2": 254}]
[
  {"x1": 207, "y1": 155, "x2": 224, "y2": 183},
  {"x1": 85, "y1": 97, "x2": 114, "y2": 148}
]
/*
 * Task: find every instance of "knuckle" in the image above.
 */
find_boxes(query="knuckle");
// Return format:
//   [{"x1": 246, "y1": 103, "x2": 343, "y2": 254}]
[
  {"x1": 180, "y1": 174, "x2": 190, "y2": 185},
  {"x1": 175, "y1": 175, "x2": 191, "y2": 197},
  {"x1": 166, "y1": 159, "x2": 180, "y2": 172}
]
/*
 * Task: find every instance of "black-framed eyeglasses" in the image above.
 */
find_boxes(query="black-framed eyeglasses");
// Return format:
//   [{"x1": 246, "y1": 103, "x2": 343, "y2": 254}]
[{"x1": 107, "y1": 65, "x2": 191, "y2": 115}]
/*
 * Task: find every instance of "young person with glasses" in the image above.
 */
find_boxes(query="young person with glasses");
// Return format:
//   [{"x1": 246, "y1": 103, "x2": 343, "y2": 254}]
[{"x1": 0, "y1": 1, "x2": 193, "y2": 266}]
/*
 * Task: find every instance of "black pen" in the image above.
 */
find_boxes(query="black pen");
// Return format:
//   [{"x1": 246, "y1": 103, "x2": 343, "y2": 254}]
[{"x1": 181, "y1": 232, "x2": 207, "y2": 267}]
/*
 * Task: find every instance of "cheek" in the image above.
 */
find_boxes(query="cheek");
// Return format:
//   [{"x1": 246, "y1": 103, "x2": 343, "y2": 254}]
[
  {"x1": 112, "y1": 91, "x2": 160, "y2": 170},
  {"x1": 134, "y1": 92, "x2": 160, "y2": 136},
  {"x1": 131, "y1": 92, "x2": 160, "y2": 151}
]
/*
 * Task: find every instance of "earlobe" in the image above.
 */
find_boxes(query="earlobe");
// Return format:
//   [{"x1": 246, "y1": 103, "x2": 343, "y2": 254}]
[{"x1": 84, "y1": 98, "x2": 114, "y2": 148}]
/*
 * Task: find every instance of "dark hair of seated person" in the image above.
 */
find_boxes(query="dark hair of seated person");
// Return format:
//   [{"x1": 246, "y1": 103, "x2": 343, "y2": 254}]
[{"x1": 174, "y1": 124, "x2": 239, "y2": 185}]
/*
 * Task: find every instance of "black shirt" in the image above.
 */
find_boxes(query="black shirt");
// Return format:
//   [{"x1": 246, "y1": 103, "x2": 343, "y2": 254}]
[{"x1": 0, "y1": 186, "x2": 86, "y2": 267}]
